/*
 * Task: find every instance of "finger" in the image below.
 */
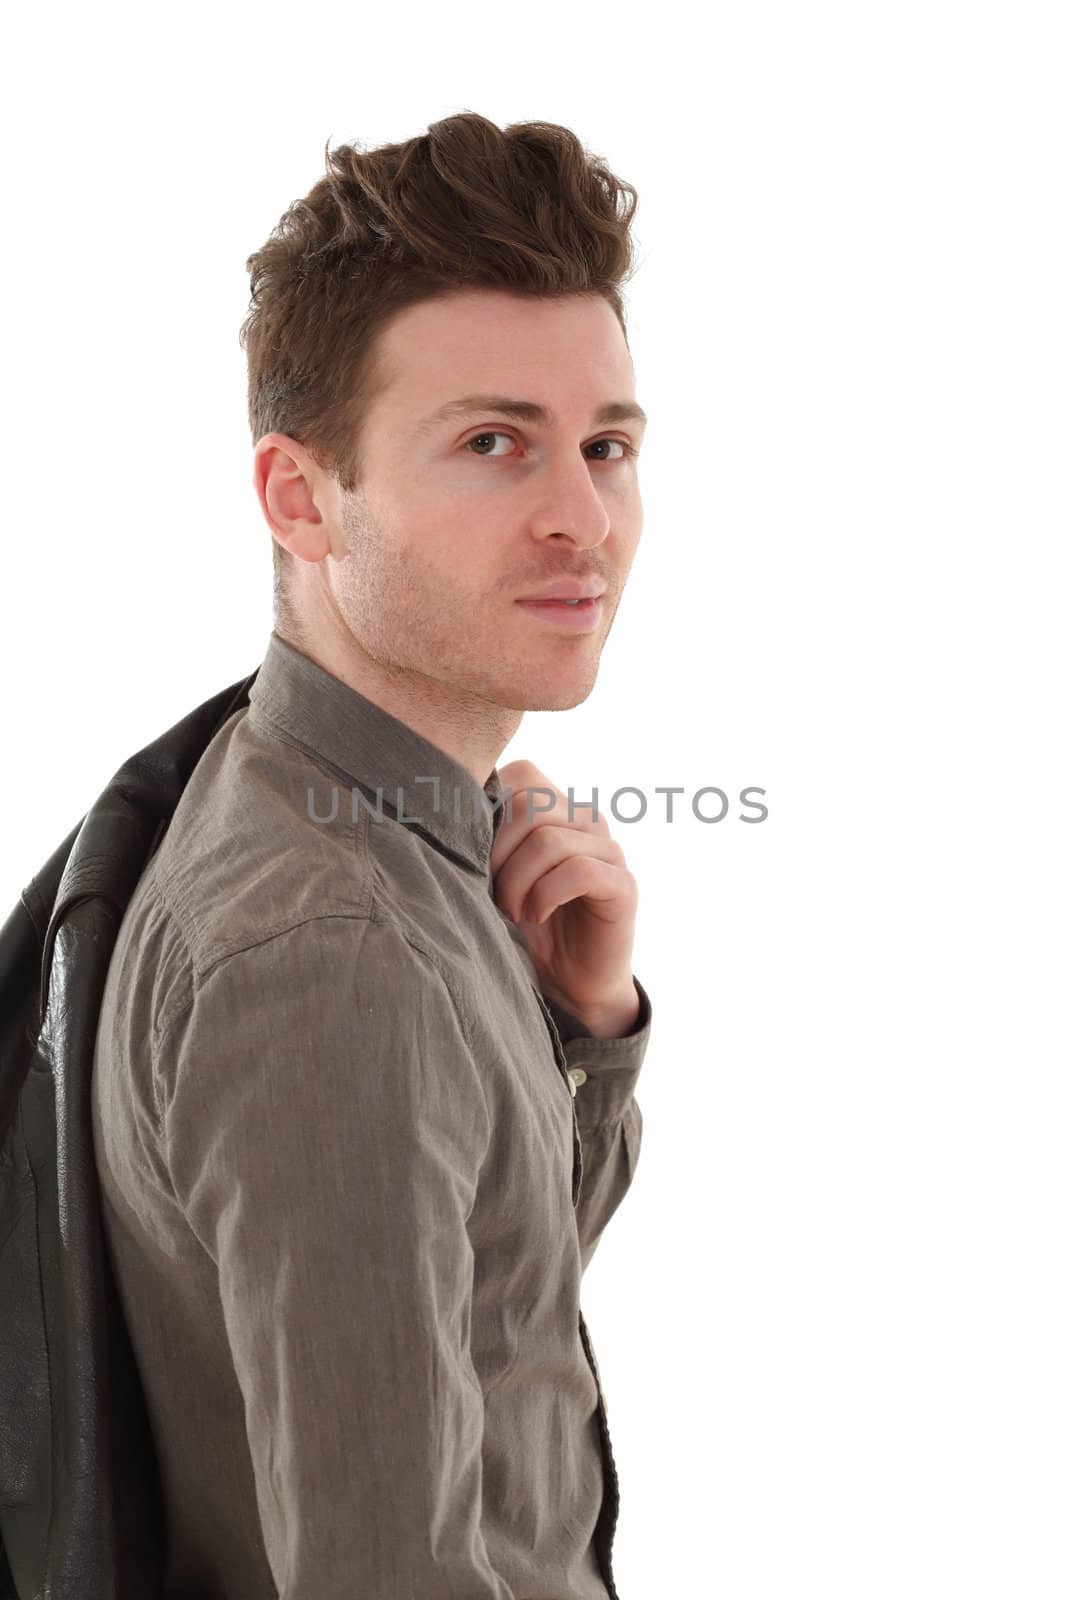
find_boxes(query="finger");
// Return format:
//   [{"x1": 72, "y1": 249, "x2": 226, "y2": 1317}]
[
  {"x1": 521, "y1": 855, "x2": 638, "y2": 927},
  {"x1": 491, "y1": 782, "x2": 614, "y2": 874},
  {"x1": 496, "y1": 760, "x2": 612, "y2": 836},
  {"x1": 493, "y1": 826, "x2": 626, "y2": 925}
]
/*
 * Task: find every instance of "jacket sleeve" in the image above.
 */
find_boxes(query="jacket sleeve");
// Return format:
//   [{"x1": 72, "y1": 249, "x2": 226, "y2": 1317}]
[
  {"x1": 541, "y1": 975, "x2": 651, "y2": 1275},
  {"x1": 154, "y1": 913, "x2": 515, "y2": 1600}
]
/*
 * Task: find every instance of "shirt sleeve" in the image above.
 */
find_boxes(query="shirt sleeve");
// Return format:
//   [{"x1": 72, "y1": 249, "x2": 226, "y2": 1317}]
[
  {"x1": 154, "y1": 912, "x2": 515, "y2": 1600},
  {"x1": 541, "y1": 976, "x2": 652, "y2": 1275}
]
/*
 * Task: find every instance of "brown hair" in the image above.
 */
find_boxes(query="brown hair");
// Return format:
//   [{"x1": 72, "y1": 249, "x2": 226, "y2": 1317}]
[{"x1": 238, "y1": 110, "x2": 640, "y2": 630}]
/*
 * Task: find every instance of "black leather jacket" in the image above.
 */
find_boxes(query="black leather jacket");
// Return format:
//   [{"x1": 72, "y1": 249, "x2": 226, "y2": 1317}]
[{"x1": 0, "y1": 668, "x2": 257, "y2": 1600}]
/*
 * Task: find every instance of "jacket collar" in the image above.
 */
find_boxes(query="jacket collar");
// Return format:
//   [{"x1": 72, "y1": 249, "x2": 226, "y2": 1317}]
[{"x1": 246, "y1": 631, "x2": 505, "y2": 875}]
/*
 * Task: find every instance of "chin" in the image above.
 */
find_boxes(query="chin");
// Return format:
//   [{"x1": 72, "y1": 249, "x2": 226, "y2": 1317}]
[
  {"x1": 524, "y1": 688, "x2": 594, "y2": 712},
  {"x1": 498, "y1": 664, "x2": 600, "y2": 713}
]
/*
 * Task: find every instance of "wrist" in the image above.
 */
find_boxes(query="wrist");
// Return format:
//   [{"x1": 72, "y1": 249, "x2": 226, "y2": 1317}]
[{"x1": 548, "y1": 978, "x2": 641, "y2": 1040}]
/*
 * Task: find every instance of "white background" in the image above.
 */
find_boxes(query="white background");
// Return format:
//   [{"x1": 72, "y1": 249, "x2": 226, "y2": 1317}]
[{"x1": 3, "y1": 4, "x2": 1065, "y2": 1596}]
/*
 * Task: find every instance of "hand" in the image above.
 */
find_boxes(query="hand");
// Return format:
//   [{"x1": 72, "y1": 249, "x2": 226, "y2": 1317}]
[{"x1": 490, "y1": 759, "x2": 640, "y2": 1038}]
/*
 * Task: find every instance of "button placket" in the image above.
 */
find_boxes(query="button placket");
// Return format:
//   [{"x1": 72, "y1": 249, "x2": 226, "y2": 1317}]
[
  {"x1": 530, "y1": 983, "x2": 584, "y2": 1207},
  {"x1": 529, "y1": 983, "x2": 621, "y2": 1599}
]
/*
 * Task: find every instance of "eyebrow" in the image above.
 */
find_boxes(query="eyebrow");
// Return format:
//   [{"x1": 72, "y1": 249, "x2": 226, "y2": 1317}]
[{"x1": 415, "y1": 393, "x2": 648, "y2": 437}]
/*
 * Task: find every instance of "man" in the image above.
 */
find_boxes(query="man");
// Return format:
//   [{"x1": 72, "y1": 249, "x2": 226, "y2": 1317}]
[{"x1": 92, "y1": 113, "x2": 652, "y2": 1599}]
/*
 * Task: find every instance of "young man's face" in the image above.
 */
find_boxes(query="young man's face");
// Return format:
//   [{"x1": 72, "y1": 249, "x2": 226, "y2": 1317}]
[{"x1": 323, "y1": 287, "x2": 645, "y2": 713}]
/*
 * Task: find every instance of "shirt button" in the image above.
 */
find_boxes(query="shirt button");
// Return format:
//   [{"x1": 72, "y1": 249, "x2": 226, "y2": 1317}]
[{"x1": 567, "y1": 1067, "x2": 587, "y2": 1094}]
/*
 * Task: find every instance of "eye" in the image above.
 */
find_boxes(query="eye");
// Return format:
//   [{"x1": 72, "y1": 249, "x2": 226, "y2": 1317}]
[{"x1": 462, "y1": 429, "x2": 638, "y2": 462}]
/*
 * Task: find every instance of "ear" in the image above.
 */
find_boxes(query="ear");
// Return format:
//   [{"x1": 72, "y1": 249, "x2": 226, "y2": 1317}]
[{"x1": 252, "y1": 434, "x2": 338, "y2": 564}]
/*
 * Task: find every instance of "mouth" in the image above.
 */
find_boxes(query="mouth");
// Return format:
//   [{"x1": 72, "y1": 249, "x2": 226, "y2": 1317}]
[{"x1": 514, "y1": 595, "x2": 604, "y2": 630}]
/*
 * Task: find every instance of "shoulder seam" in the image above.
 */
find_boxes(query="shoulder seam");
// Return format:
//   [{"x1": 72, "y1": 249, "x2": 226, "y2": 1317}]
[
  {"x1": 153, "y1": 904, "x2": 475, "y2": 1067},
  {"x1": 151, "y1": 903, "x2": 485, "y2": 1146},
  {"x1": 158, "y1": 795, "x2": 372, "y2": 980}
]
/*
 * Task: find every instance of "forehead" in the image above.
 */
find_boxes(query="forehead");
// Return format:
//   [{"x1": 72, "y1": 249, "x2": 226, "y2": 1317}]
[{"x1": 374, "y1": 288, "x2": 635, "y2": 414}]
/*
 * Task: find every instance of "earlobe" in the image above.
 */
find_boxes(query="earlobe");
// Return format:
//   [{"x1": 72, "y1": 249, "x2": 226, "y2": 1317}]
[{"x1": 276, "y1": 524, "x2": 334, "y2": 566}]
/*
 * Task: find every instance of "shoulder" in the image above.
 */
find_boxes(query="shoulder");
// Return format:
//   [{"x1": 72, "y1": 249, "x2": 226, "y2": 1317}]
[
  {"x1": 150, "y1": 705, "x2": 378, "y2": 987},
  {"x1": 153, "y1": 908, "x2": 486, "y2": 1162},
  {"x1": 162, "y1": 906, "x2": 466, "y2": 1049}
]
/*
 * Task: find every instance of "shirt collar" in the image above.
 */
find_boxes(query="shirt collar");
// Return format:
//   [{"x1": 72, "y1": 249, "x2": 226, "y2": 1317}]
[{"x1": 247, "y1": 630, "x2": 505, "y2": 876}]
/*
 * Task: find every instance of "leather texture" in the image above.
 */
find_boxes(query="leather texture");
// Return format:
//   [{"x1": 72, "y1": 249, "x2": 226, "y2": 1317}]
[{"x1": 0, "y1": 668, "x2": 258, "y2": 1599}]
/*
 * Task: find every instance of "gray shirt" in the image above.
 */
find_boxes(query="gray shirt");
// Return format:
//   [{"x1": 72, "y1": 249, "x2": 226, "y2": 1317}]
[{"x1": 91, "y1": 630, "x2": 651, "y2": 1600}]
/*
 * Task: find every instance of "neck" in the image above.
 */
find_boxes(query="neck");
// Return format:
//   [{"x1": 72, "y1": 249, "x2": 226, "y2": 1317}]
[{"x1": 274, "y1": 620, "x2": 521, "y2": 789}]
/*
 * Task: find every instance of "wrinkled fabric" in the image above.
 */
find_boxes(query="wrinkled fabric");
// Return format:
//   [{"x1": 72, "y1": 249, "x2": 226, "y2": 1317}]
[{"x1": 91, "y1": 629, "x2": 651, "y2": 1599}]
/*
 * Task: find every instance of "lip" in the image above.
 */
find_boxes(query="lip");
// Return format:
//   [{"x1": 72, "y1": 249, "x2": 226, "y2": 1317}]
[
  {"x1": 515, "y1": 580, "x2": 607, "y2": 601},
  {"x1": 514, "y1": 595, "x2": 604, "y2": 631}
]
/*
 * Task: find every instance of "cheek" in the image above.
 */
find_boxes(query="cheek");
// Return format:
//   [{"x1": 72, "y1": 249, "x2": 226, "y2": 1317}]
[
  {"x1": 615, "y1": 506, "x2": 644, "y2": 556},
  {"x1": 428, "y1": 508, "x2": 502, "y2": 570}
]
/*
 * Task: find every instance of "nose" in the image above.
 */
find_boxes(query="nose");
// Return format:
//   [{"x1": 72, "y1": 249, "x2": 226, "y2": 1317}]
[{"x1": 524, "y1": 463, "x2": 613, "y2": 549}]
